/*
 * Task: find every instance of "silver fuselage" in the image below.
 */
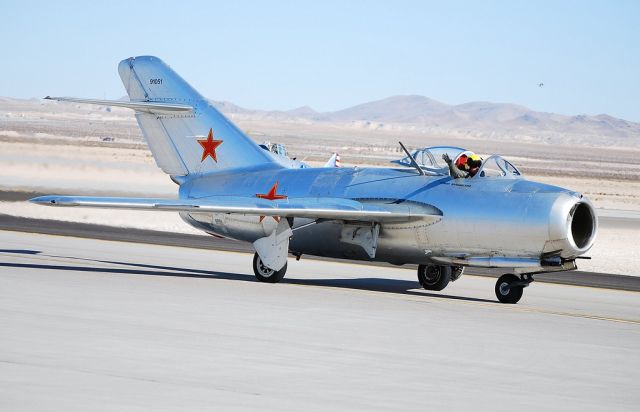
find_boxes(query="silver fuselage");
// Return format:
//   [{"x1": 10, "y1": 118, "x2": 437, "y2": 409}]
[{"x1": 179, "y1": 164, "x2": 597, "y2": 271}]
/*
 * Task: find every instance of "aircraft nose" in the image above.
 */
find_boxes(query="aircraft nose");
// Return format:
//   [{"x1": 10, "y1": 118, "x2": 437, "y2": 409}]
[{"x1": 547, "y1": 193, "x2": 598, "y2": 258}]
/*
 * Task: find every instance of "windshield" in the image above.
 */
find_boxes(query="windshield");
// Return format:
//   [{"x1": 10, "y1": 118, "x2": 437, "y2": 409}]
[
  {"x1": 392, "y1": 146, "x2": 468, "y2": 175},
  {"x1": 270, "y1": 143, "x2": 288, "y2": 157}
]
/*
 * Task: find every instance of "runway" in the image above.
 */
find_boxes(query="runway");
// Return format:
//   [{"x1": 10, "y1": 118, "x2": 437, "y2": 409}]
[
  {"x1": 1, "y1": 230, "x2": 639, "y2": 410},
  {"x1": 2, "y1": 213, "x2": 639, "y2": 291}
]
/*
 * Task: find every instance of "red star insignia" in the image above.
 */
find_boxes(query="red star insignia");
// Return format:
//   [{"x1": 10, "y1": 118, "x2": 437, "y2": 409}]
[
  {"x1": 197, "y1": 128, "x2": 223, "y2": 162},
  {"x1": 256, "y1": 181, "x2": 287, "y2": 223}
]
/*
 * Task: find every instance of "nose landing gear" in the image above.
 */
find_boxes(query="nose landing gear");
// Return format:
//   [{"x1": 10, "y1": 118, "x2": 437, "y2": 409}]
[{"x1": 495, "y1": 274, "x2": 534, "y2": 304}]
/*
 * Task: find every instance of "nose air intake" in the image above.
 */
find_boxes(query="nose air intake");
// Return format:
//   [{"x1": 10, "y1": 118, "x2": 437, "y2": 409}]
[
  {"x1": 547, "y1": 194, "x2": 597, "y2": 258},
  {"x1": 569, "y1": 202, "x2": 597, "y2": 251}
]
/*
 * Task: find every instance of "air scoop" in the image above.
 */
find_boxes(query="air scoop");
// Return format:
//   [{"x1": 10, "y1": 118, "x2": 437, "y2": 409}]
[{"x1": 547, "y1": 194, "x2": 598, "y2": 258}]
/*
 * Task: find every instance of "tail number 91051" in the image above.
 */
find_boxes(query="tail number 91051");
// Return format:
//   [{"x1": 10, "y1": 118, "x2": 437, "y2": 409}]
[{"x1": 149, "y1": 78, "x2": 163, "y2": 85}]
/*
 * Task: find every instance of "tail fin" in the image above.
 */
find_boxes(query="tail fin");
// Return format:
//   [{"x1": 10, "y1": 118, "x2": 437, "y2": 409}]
[
  {"x1": 118, "y1": 56, "x2": 275, "y2": 176},
  {"x1": 324, "y1": 153, "x2": 341, "y2": 167}
]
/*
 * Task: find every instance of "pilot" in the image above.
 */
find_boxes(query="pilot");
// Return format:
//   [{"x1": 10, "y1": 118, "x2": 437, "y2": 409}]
[
  {"x1": 443, "y1": 153, "x2": 482, "y2": 178},
  {"x1": 466, "y1": 154, "x2": 482, "y2": 177}
]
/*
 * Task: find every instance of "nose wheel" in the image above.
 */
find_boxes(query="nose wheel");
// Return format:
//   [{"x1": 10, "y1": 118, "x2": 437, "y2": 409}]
[{"x1": 495, "y1": 274, "x2": 533, "y2": 304}]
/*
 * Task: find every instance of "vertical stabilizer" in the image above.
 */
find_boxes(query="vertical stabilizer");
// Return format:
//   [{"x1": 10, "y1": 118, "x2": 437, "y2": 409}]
[{"x1": 118, "y1": 56, "x2": 275, "y2": 176}]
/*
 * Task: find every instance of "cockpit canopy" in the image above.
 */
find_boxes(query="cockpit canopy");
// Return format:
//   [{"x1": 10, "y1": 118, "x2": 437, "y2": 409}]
[
  {"x1": 391, "y1": 146, "x2": 522, "y2": 178},
  {"x1": 260, "y1": 141, "x2": 289, "y2": 157}
]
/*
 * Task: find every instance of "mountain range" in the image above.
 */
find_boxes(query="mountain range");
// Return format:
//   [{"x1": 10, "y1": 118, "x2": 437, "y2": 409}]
[
  {"x1": 211, "y1": 95, "x2": 640, "y2": 143},
  {"x1": 1, "y1": 94, "x2": 638, "y2": 145}
]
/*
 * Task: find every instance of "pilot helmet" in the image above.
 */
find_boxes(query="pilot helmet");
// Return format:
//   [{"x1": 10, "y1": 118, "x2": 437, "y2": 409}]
[
  {"x1": 455, "y1": 154, "x2": 469, "y2": 170},
  {"x1": 467, "y1": 154, "x2": 482, "y2": 169}
]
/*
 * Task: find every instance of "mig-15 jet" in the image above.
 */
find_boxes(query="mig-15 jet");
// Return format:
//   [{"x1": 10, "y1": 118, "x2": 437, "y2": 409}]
[{"x1": 33, "y1": 56, "x2": 597, "y2": 303}]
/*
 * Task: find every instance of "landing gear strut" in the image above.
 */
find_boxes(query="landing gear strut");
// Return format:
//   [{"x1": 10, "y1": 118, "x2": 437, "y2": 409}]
[
  {"x1": 495, "y1": 274, "x2": 534, "y2": 304},
  {"x1": 253, "y1": 253, "x2": 287, "y2": 283}
]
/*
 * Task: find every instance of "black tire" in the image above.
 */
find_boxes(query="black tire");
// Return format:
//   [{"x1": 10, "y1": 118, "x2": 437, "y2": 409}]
[
  {"x1": 253, "y1": 253, "x2": 287, "y2": 283},
  {"x1": 495, "y1": 274, "x2": 523, "y2": 304},
  {"x1": 418, "y1": 264, "x2": 452, "y2": 291}
]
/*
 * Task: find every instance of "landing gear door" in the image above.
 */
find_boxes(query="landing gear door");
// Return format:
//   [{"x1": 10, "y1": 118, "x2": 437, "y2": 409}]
[
  {"x1": 253, "y1": 219, "x2": 292, "y2": 270},
  {"x1": 339, "y1": 223, "x2": 380, "y2": 258}
]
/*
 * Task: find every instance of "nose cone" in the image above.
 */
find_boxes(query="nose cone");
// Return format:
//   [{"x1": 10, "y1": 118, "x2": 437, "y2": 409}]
[{"x1": 547, "y1": 193, "x2": 598, "y2": 258}]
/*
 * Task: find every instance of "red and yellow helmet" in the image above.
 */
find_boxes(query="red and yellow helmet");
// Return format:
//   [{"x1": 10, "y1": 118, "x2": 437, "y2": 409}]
[
  {"x1": 455, "y1": 154, "x2": 469, "y2": 170},
  {"x1": 467, "y1": 154, "x2": 482, "y2": 169}
]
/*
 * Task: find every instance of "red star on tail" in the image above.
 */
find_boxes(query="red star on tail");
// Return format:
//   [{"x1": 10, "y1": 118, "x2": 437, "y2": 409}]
[
  {"x1": 256, "y1": 181, "x2": 287, "y2": 222},
  {"x1": 197, "y1": 128, "x2": 223, "y2": 162}
]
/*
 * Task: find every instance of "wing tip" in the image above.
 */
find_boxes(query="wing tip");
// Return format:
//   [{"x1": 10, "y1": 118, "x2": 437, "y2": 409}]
[{"x1": 29, "y1": 195, "x2": 71, "y2": 206}]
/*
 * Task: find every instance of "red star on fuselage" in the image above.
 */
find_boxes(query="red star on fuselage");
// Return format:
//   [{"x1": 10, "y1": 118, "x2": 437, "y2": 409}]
[
  {"x1": 197, "y1": 128, "x2": 223, "y2": 162},
  {"x1": 256, "y1": 181, "x2": 287, "y2": 222}
]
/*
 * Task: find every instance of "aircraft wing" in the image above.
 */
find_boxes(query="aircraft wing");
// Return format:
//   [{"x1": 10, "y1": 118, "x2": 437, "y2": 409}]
[
  {"x1": 30, "y1": 195, "x2": 442, "y2": 223},
  {"x1": 44, "y1": 96, "x2": 192, "y2": 114}
]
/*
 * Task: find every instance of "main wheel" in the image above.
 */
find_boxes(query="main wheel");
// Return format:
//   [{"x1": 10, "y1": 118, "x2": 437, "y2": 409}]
[
  {"x1": 253, "y1": 253, "x2": 287, "y2": 283},
  {"x1": 418, "y1": 264, "x2": 452, "y2": 291},
  {"x1": 495, "y1": 274, "x2": 523, "y2": 304}
]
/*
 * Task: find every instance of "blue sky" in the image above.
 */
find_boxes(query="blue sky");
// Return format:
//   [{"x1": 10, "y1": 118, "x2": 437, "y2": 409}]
[{"x1": 1, "y1": 0, "x2": 639, "y2": 120}]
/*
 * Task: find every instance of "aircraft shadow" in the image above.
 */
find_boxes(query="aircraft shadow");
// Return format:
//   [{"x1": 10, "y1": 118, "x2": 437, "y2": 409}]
[
  {"x1": 0, "y1": 252, "x2": 497, "y2": 304},
  {"x1": 0, "y1": 249, "x2": 42, "y2": 255}
]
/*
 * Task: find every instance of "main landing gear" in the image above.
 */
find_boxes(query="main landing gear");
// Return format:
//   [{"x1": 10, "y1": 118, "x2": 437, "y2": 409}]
[
  {"x1": 417, "y1": 264, "x2": 464, "y2": 292},
  {"x1": 253, "y1": 253, "x2": 287, "y2": 283},
  {"x1": 254, "y1": 254, "x2": 534, "y2": 304},
  {"x1": 494, "y1": 274, "x2": 534, "y2": 304},
  {"x1": 418, "y1": 264, "x2": 534, "y2": 304}
]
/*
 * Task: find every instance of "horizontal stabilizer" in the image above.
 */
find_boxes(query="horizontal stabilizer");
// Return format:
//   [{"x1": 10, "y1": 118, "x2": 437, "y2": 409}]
[
  {"x1": 43, "y1": 96, "x2": 193, "y2": 114},
  {"x1": 30, "y1": 195, "x2": 442, "y2": 223}
]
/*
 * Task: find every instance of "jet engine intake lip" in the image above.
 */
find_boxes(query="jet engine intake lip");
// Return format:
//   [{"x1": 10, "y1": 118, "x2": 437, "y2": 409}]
[{"x1": 567, "y1": 201, "x2": 597, "y2": 252}]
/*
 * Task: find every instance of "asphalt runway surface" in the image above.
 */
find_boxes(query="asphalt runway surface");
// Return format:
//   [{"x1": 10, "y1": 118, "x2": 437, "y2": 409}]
[
  {"x1": 1, "y1": 230, "x2": 639, "y2": 410},
  {"x1": 1, "y1": 212, "x2": 639, "y2": 292}
]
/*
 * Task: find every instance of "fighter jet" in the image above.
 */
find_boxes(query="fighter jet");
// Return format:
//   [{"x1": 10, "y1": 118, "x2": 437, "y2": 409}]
[
  {"x1": 261, "y1": 141, "x2": 340, "y2": 169},
  {"x1": 259, "y1": 141, "x2": 308, "y2": 169},
  {"x1": 33, "y1": 56, "x2": 598, "y2": 304}
]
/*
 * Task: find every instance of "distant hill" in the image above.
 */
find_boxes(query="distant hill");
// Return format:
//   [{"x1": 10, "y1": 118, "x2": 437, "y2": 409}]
[
  {"x1": 210, "y1": 95, "x2": 640, "y2": 143},
  {"x1": 2, "y1": 95, "x2": 639, "y2": 146}
]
